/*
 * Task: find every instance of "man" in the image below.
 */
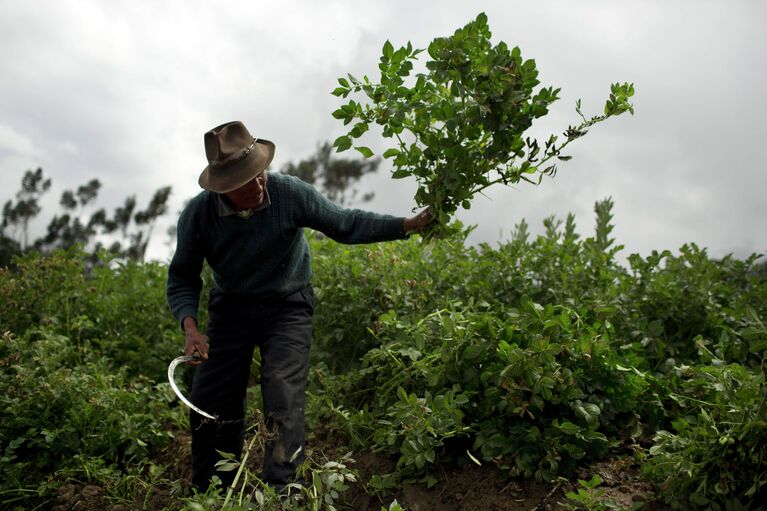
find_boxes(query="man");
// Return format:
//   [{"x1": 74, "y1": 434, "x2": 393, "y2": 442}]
[{"x1": 166, "y1": 120, "x2": 431, "y2": 491}]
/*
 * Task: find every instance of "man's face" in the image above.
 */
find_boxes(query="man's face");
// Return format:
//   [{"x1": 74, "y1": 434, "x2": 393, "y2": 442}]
[{"x1": 226, "y1": 170, "x2": 268, "y2": 209}]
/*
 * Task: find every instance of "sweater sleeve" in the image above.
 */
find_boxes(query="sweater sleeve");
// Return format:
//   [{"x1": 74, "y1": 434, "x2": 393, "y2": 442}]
[
  {"x1": 166, "y1": 198, "x2": 206, "y2": 328},
  {"x1": 291, "y1": 177, "x2": 408, "y2": 244}
]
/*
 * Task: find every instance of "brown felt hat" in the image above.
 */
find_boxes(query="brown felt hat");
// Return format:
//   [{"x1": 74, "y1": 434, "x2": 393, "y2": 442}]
[{"x1": 198, "y1": 121, "x2": 275, "y2": 193}]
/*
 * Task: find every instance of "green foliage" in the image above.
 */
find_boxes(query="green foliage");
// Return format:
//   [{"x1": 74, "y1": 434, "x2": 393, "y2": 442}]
[
  {"x1": 332, "y1": 13, "x2": 634, "y2": 237},
  {"x1": 306, "y1": 198, "x2": 767, "y2": 501},
  {"x1": 373, "y1": 386, "x2": 470, "y2": 484},
  {"x1": 0, "y1": 329, "x2": 178, "y2": 488},
  {"x1": 642, "y1": 361, "x2": 767, "y2": 509},
  {"x1": 620, "y1": 245, "x2": 767, "y2": 370},
  {"x1": 560, "y1": 475, "x2": 623, "y2": 510},
  {"x1": 0, "y1": 247, "x2": 182, "y2": 381},
  {"x1": 0, "y1": 247, "x2": 196, "y2": 507},
  {"x1": 381, "y1": 500, "x2": 407, "y2": 511},
  {"x1": 308, "y1": 235, "x2": 447, "y2": 371},
  {"x1": 180, "y1": 445, "x2": 359, "y2": 511},
  {"x1": 0, "y1": 195, "x2": 765, "y2": 509},
  {"x1": 347, "y1": 301, "x2": 644, "y2": 483}
]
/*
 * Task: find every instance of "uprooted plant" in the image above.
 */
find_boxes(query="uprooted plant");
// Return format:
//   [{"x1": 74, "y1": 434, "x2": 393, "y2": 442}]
[{"x1": 331, "y1": 12, "x2": 634, "y2": 238}]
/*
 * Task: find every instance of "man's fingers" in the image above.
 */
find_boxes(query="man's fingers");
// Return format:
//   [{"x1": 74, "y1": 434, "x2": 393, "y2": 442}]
[
  {"x1": 198, "y1": 335, "x2": 210, "y2": 359},
  {"x1": 419, "y1": 208, "x2": 433, "y2": 224},
  {"x1": 184, "y1": 351, "x2": 203, "y2": 366},
  {"x1": 184, "y1": 334, "x2": 210, "y2": 364},
  {"x1": 186, "y1": 345, "x2": 207, "y2": 366}
]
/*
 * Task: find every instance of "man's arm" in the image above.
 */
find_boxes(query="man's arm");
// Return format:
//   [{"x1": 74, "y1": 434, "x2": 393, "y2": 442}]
[
  {"x1": 292, "y1": 177, "x2": 428, "y2": 243},
  {"x1": 167, "y1": 201, "x2": 208, "y2": 362},
  {"x1": 167, "y1": 235, "x2": 204, "y2": 327}
]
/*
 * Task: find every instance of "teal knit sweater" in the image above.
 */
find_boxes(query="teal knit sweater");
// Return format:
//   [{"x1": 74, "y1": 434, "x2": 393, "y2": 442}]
[{"x1": 166, "y1": 172, "x2": 407, "y2": 326}]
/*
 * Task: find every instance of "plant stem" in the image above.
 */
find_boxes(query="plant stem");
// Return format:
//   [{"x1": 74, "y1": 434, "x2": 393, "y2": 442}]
[{"x1": 222, "y1": 433, "x2": 259, "y2": 508}]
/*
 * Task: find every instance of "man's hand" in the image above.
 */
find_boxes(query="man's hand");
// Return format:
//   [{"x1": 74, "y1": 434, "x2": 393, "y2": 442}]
[
  {"x1": 404, "y1": 208, "x2": 433, "y2": 235},
  {"x1": 182, "y1": 316, "x2": 209, "y2": 366}
]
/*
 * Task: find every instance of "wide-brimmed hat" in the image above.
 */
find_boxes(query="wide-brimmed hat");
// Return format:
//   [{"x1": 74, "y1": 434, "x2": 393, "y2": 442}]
[{"x1": 198, "y1": 121, "x2": 275, "y2": 193}]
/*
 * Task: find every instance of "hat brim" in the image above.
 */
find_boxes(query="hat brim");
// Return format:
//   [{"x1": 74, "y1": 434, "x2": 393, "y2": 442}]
[{"x1": 198, "y1": 139, "x2": 275, "y2": 193}]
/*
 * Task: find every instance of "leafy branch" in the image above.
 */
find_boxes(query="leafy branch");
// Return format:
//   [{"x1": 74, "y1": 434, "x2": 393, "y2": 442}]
[{"x1": 331, "y1": 12, "x2": 634, "y2": 238}]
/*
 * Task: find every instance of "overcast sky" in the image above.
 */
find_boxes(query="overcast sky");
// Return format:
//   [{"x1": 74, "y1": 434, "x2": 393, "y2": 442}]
[{"x1": 1, "y1": 0, "x2": 765, "y2": 263}]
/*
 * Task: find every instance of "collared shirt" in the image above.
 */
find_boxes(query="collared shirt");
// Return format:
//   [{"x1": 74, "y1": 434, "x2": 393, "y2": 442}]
[{"x1": 217, "y1": 190, "x2": 272, "y2": 219}]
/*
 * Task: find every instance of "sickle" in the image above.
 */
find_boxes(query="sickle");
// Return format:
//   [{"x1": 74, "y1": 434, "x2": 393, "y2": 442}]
[{"x1": 167, "y1": 355, "x2": 217, "y2": 420}]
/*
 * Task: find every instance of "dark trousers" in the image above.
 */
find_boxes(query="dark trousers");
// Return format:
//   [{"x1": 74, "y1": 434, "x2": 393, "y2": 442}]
[{"x1": 189, "y1": 284, "x2": 314, "y2": 490}]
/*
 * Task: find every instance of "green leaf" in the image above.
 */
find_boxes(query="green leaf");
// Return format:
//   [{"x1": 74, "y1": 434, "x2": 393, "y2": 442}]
[
  {"x1": 350, "y1": 122, "x2": 369, "y2": 138},
  {"x1": 8, "y1": 437, "x2": 25, "y2": 449},
  {"x1": 573, "y1": 402, "x2": 601, "y2": 425},
  {"x1": 382, "y1": 148, "x2": 400, "y2": 158},
  {"x1": 215, "y1": 460, "x2": 239, "y2": 471},
  {"x1": 383, "y1": 40, "x2": 394, "y2": 58},
  {"x1": 557, "y1": 421, "x2": 581, "y2": 435},
  {"x1": 333, "y1": 136, "x2": 352, "y2": 152},
  {"x1": 463, "y1": 344, "x2": 482, "y2": 361},
  {"x1": 354, "y1": 146, "x2": 374, "y2": 158},
  {"x1": 331, "y1": 87, "x2": 348, "y2": 97},
  {"x1": 392, "y1": 168, "x2": 410, "y2": 179}
]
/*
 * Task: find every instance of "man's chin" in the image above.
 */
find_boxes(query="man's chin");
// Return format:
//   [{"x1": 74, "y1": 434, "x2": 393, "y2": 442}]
[{"x1": 246, "y1": 195, "x2": 264, "y2": 209}]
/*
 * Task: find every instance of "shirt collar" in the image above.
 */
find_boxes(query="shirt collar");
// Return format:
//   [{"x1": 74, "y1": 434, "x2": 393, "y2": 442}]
[{"x1": 217, "y1": 189, "x2": 271, "y2": 219}]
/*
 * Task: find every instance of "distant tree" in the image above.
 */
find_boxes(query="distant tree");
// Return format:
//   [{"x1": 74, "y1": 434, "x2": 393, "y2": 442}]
[
  {"x1": 108, "y1": 187, "x2": 172, "y2": 260},
  {"x1": 756, "y1": 258, "x2": 767, "y2": 278},
  {"x1": 1, "y1": 167, "x2": 172, "y2": 265},
  {"x1": 1, "y1": 168, "x2": 51, "y2": 250},
  {"x1": 35, "y1": 179, "x2": 102, "y2": 252},
  {"x1": 0, "y1": 234, "x2": 20, "y2": 268},
  {"x1": 281, "y1": 141, "x2": 379, "y2": 205}
]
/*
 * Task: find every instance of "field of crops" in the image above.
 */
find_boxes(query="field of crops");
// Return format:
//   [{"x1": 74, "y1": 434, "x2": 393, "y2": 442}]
[{"x1": 1, "y1": 199, "x2": 766, "y2": 510}]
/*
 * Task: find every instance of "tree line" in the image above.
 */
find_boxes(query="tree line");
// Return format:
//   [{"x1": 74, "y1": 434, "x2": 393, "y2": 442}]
[{"x1": 0, "y1": 141, "x2": 379, "y2": 267}]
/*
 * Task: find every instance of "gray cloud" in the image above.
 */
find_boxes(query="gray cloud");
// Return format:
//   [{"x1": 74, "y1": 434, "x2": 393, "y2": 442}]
[{"x1": 0, "y1": 0, "x2": 764, "y2": 262}]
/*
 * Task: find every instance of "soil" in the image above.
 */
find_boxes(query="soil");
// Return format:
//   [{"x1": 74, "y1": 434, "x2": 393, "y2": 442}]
[
  {"x1": 47, "y1": 424, "x2": 672, "y2": 511},
  {"x1": 316, "y1": 450, "x2": 669, "y2": 511},
  {"x1": 50, "y1": 484, "x2": 108, "y2": 511}
]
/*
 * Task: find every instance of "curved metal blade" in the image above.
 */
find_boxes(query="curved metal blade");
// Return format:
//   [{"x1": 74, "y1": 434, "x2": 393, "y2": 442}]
[{"x1": 167, "y1": 355, "x2": 216, "y2": 420}]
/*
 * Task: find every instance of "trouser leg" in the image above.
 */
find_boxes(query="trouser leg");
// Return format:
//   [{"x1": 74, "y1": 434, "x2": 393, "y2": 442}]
[
  {"x1": 189, "y1": 315, "x2": 255, "y2": 490},
  {"x1": 259, "y1": 285, "x2": 314, "y2": 485},
  {"x1": 188, "y1": 285, "x2": 314, "y2": 490}
]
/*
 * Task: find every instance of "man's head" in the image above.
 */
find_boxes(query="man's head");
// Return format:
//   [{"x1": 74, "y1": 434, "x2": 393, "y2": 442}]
[
  {"x1": 225, "y1": 170, "x2": 268, "y2": 211},
  {"x1": 198, "y1": 121, "x2": 275, "y2": 193}
]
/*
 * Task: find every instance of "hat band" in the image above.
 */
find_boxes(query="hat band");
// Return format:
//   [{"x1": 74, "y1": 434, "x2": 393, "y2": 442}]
[{"x1": 211, "y1": 138, "x2": 258, "y2": 170}]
